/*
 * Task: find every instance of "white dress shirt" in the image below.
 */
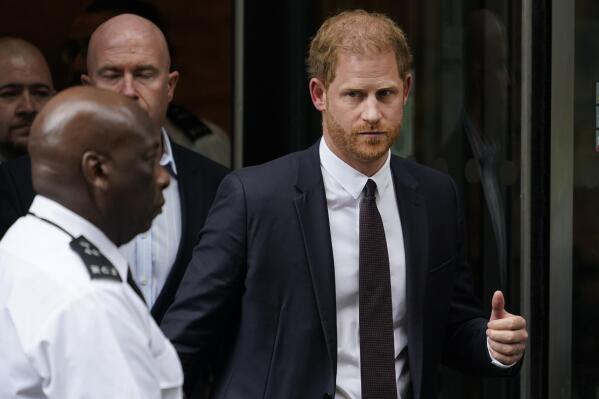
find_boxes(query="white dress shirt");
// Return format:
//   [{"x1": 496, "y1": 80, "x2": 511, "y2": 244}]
[
  {"x1": 0, "y1": 196, "x2": 182, "y2": 399},
  {"x1": 120, "y1": 129, "x2": 182, "y2": 308},
  {"x1": 319, "y1": 138, "x2": 411, "y2": 399}
]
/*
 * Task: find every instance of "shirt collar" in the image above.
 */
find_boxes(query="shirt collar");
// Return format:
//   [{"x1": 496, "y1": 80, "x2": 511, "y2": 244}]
[
  {"x1": 29, "y1": 195, "x2": 128, "y2": 278},
  {"x1": 319, "y1": 137, "x2": 392, "y2": 200},
  {"x1": 160, "y1": 127, "x2": 178, "y2": 176}
]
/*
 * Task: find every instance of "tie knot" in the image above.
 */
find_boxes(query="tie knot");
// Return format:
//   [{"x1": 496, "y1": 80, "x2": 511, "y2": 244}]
[{"x1": 363, "y1": 179, "x2": 377, "y2": 199}]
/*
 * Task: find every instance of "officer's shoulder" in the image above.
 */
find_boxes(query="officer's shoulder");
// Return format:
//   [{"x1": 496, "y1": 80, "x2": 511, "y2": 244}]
[
  {"x1": 69, "y1": 235, "x2": 122, "y2": 283},
  {"x1": 1, "y1": 219, "x2": 120, "y2": 304}
]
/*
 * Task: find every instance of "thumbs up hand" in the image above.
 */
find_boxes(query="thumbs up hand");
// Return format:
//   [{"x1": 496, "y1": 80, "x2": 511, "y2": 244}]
[{"x1": 486, "y1": 291, "x2": 528, "y2": 365}]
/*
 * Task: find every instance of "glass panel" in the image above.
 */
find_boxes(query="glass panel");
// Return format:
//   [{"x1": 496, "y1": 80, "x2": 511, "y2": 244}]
[
  {"x1": 420, "y1": 4, "x2": 522, "y2": 399},
  {"x1": 316, "y1": 1, "x2": 522, "y2": 397},
  {"x1": 573, "y1": 1, "x2": 599, "y2": 397}
]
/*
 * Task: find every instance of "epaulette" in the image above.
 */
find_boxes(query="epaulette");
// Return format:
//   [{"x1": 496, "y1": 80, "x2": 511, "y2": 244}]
[
  {"x1": 70, "y1": 236, "x2": 121, "y2": 282},
  {"x1": 167, "y1": 104, "x2": 212, "y2": 142}
]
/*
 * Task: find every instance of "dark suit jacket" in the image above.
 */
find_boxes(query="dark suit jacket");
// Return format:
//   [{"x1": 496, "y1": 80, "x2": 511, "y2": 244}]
[
  {"x1": 0, "y1": 142, "x2": 227, "y2": 324},
  {"x1": 160, "y1": 142, "x2": 518, "y2": 399}
]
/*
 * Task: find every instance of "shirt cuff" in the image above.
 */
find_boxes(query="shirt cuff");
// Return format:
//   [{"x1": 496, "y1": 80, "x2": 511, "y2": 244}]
[{"x1": 487, "y1": 337, "x2": 516, "y2": 369}]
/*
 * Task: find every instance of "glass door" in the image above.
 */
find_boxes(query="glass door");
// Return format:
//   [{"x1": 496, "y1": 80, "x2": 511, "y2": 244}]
[{"x1": 572, "y1": 0, "x2": 599, "y2": 397}]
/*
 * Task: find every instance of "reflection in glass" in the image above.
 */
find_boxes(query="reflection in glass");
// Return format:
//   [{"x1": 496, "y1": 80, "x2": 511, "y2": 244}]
[{"x1": 428, "y1": 6, "x2": 521, "y2": 399}]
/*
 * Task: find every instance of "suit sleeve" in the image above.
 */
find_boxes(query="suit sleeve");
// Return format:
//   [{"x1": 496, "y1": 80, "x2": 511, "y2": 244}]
[
  {"x1": 160, "y1": 172, "x2": 247, "y2": 395},
  {"x1": 441, "y1": 177, "x2": 521, "y2": 376}
]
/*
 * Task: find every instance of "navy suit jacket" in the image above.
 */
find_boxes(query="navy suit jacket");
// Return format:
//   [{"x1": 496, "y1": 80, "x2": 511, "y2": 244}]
[
  {"x1": 161, "y1": 142, "x2": 519, "y2": 399},
  {"x1": 0, "y1": 142, "x2": 227, "y2": 323}
]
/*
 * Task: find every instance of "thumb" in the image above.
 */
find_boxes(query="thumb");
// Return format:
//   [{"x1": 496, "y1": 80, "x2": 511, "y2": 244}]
[{"x1": 489, "y1": 290, "x2": 506, "y2": 321}]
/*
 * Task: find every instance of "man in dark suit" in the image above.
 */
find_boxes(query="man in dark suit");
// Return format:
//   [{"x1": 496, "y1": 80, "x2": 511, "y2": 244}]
[
  {"x1": 160, "y1": 10, "x2": 527, "y2": 399},
  {"x1": 0, "y1": 14, "x2": 227, "y2": 323}
]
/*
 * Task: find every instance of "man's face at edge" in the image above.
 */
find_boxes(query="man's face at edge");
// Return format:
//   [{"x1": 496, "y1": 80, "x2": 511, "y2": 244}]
[{"x1": 0, "y1": 52, "x2": 54, "y2": 158}]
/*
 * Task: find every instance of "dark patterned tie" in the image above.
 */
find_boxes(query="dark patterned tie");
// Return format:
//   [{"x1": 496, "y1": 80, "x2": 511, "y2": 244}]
[{"x1": 359, "y1": 179, "x2": 397, "y2": 399}]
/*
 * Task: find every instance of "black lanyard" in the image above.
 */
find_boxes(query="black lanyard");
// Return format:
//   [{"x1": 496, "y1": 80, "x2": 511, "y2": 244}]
[{"x1": 28, "y1": 212, "x2": 75, "y2": 239}]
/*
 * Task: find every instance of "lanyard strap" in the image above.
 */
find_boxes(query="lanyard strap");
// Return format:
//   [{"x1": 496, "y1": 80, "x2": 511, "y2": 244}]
[{"x1": 28, "y1": 211, "x2": 76, "y2": 239}]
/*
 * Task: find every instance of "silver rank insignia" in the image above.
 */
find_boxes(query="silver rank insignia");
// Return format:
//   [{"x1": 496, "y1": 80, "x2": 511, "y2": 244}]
[{"x1": 70, "y1": 236, "x2": 122, "y2": 282}]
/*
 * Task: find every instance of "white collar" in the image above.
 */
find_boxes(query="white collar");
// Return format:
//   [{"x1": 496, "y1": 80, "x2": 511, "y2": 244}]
[
  {"x1": 28, "y1": 195, "x2": 128, "y2": 279},
  {"x1": 319, "y1": 137, "x2": 392, "y2": 200},
  {"x1": 160, "y1": 127, "x2": 178, "y2": 176}
]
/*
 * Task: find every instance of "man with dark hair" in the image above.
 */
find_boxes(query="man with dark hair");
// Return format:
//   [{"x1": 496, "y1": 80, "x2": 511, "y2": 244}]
[
  {"x1": 161, "y1": 10, "x2": 527, "y2": 399},
  {"x1": 0, "y1": 86, "x2": 182, "y2": 398}
]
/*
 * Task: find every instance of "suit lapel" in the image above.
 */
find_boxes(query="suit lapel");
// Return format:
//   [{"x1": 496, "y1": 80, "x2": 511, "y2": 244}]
[
  {"x1": 293, "y1": 143, "x2": 337, "y2": 378},
  {"x1": 391, "y1": 157, "x2": 428, "y2": 399}
]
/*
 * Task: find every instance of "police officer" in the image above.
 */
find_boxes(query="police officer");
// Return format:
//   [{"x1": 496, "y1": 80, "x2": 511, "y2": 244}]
[{"x1": 0, "y1": 86, "x2": 182, "y2": 398}]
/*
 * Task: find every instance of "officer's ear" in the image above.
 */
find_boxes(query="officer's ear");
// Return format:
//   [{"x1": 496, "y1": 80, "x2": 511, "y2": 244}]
[{"x1": 81, "y1": 150, "x2": 110, "y2": 191}]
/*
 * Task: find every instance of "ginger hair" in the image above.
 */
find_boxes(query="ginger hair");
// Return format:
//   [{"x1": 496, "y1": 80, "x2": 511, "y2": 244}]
[{"x1": 307, "y1": 9, "x2": 413, "y2": 87}]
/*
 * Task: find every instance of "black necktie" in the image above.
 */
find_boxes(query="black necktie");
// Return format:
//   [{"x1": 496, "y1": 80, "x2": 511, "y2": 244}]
[
  {"x1": 127, "y1": 268, "x2": 147, "y2": 305},
  {"x1": 359, "y1": 179, "x2": 397, "y2": 399}
]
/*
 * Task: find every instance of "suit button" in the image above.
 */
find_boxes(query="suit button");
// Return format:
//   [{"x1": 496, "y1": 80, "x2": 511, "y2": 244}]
[{"x1": 323, "y1": 394, "x2": 333, "y2": 399}]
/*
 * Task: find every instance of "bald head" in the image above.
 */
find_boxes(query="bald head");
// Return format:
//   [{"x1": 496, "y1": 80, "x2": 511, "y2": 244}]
[
  {"x1": 29, "y1": 85, "x2": 152, "y2": 195},
  {"x1": 87, "y1": 13, "x2": 171, "y2": 72},
  {"x1": 0, "y1": 37, "x2": 54, "y2": 160},
  {"x1": 0, "y1": 37, "x2": 49, "y2": 62},
  {"x1": 29, "y1": 86, "x2": 170, "y2": 245},
  {"x1": 82, "y1": 14, "x2": 178, "y2": 129}
]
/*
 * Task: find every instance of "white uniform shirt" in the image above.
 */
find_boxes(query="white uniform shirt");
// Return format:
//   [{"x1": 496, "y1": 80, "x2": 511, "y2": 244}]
[
  {"x1": 319, "y1": 139, "x2": 411, "y2": 398},
  {"x1": 0, "y1": 196, "x2": 183, "y2": 399}
]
